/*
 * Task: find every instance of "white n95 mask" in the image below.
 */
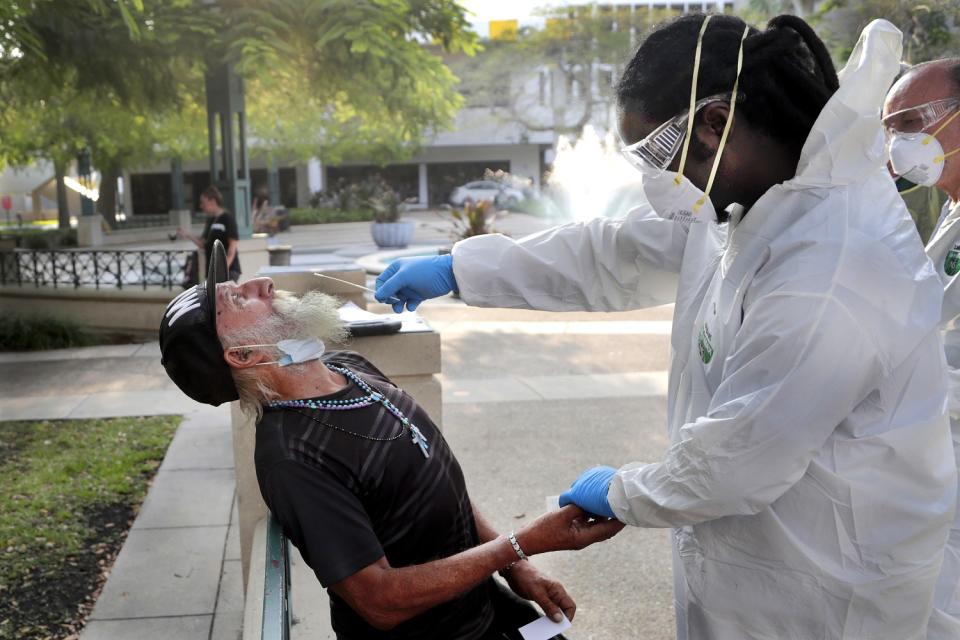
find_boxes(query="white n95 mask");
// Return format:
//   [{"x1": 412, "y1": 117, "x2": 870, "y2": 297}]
[
  {"x1": 643, "y1": 170, "x2": 718, "y2": 226},
  {"x1": 889, "y1": 132, "x2": 952, "y2": 186},
  {"x1": 231, "y1": 338, "x2": 326, "y2": 367},
  {"x1": 888, "y1": 109, "x2": 960, "y2": 187}
]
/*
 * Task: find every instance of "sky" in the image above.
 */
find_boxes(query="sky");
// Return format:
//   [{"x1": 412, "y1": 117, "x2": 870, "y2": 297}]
[
  {"x1": 460, "y1": 1, "x2": 546, "y2": 23},
  {"x1": 460, "y1": 0, "x2": 556, "y2": 37}
]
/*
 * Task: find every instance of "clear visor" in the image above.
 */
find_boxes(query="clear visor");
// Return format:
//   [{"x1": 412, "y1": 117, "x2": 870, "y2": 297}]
[
  {"x1": 621, "y1": 93, "x2": 734, "y2": 177},
  {"x1": 882, "y1": 97, "x2": 960, "y2": 135}
]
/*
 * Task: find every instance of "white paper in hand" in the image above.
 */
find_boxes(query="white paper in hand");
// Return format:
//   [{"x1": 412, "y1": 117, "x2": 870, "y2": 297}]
[{"x1": 518, "y1": 613, "x2": 572, "y2": 640}]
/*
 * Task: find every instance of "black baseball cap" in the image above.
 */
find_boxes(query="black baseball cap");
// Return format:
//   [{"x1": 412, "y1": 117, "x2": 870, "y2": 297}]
[{"x1": 159, "y1": 239, "x2": 240, "y2": 406}]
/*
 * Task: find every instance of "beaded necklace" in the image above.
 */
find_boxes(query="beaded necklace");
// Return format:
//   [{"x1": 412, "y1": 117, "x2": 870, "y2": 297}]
[{"x1": 268, "y1": 365, "x2": 430, "y2": 458}]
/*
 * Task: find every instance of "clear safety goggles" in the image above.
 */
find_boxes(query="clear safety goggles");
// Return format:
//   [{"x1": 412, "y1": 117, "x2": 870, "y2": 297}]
[
  {"x1": 620, "y1": 93, "x2": 736, "y2": 177},
  {"x1": 882, "y1": 97, "x2": 960, "y2": 135}
]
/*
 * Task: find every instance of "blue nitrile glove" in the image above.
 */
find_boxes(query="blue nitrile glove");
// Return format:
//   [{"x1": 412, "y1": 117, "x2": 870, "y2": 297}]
[
  {"x1": 558, "y1": 466, "x2": 617, "y2": 518},
  {"x1": 375, "y1": 254, "x2": 458, "y2": 313}
]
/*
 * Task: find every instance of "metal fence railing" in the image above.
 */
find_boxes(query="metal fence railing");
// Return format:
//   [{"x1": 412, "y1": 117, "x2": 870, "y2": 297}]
[
  {"x1": 263, "y1": 515, "x2": 292, "y2": 640},
  {"x1": 0, "y1": 248, "x2": 198, "y2": 290}
]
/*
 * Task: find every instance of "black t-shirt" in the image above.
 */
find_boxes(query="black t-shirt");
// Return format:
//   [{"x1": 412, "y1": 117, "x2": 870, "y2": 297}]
[
  {"x1": 201, "y1": 211, "x2": 240, "y2": 275},
  {"x1": 255, "y1": 352, "x2": 495, "y2": 640}
]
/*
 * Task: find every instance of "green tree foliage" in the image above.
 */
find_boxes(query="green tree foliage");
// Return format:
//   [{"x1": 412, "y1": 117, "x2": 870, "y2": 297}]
[
  {"x1": 449, "y1": 4, "x2": 676, "y2": 136},
  {"x1": 0, "y1": 1, "x2": 211, "y2": 225},
  {"x1": 1, "y1": 0, "x2": 209, "y2": 108},
  {"x1": 228, "y1": 0, "x2": 476, "y2": 163},
  {"x1": 0, "y1": 0, "x2": 476, "y2": 223},
  {"x1": 814, "y1": 0, "x2": 959, "y2": 64}
]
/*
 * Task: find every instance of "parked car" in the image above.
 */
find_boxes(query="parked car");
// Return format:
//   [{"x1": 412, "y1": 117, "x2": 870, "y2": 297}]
[{"x1": 449, "y1": 180, "x2": 526, "y2": 208}]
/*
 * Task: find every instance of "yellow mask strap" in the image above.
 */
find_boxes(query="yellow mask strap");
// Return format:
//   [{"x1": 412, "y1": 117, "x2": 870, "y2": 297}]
[
  {"x1": 694, "y1": 24, "x2": 750, "y2": 212},
  {"x1": 931, "y1": 108, "x2": 960, "y2": 138},
  {"x1": 675, "y1": 15, "x2": 712, "y2": 185},
  {"x1": 927, "y1": 109, "x2": 960, "y2": 164},
  {"x1": 935, "y1": 147, "x2": 960, "y2": 165}
]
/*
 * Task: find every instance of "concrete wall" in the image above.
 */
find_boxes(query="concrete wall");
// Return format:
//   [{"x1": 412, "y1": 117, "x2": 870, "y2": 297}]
[{"x1": 0, "y1": 285, "x2": 175, "y2": 332}]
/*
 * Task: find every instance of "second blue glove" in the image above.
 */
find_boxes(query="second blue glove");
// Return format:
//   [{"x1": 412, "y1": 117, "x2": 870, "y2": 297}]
[{"x1": 558, "y1": 465, "x2": 617, "y2": 518}]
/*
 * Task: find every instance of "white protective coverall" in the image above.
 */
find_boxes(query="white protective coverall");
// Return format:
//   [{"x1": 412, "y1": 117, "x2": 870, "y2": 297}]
[
  {"x1": 451, "y1": 21, "x2": 956, "y2": 640},
  {"x1": 925, "y1": 198, "x2": 960, "y2": 639}
]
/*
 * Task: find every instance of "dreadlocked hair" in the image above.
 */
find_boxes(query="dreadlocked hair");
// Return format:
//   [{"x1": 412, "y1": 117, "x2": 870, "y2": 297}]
[{"x1": 617, "y1": 13, "x2": 839, "y2": 158}]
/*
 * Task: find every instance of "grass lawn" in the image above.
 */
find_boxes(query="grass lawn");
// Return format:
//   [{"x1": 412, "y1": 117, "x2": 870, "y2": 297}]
[{"x1": 0, "y1": 416, "x2": 180, "y2": 639}]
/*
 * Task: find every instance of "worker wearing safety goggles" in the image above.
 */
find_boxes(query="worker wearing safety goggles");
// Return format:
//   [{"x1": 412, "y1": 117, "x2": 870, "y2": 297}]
[
  {"x1": 377, "y1": 15, "x2": 955, "y2": 640},
  {"x1": 884, "y1": 58, "x2": 960, "y2": 640}
]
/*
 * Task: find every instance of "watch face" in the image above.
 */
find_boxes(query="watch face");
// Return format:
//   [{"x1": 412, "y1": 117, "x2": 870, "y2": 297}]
[{"x1": 946, "y1": 245, "x2": 960, "y2": 277}]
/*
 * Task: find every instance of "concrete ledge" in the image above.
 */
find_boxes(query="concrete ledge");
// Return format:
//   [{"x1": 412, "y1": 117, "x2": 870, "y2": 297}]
[
  {"x1": 290, "y1": 544, "x2": 334, "y2": 639},
  {"x1": 238, "y1": 236, "x2": 269, "y2": 283},
  {"x1": 335, "y1": 331, "x2": 441, "y2": 378},
  {"x1": 0, "y1": 285, "x2": 176, "y2": 332},
  {"x1": 241, "y1": 517, "x2": 268, "y2": 640}
]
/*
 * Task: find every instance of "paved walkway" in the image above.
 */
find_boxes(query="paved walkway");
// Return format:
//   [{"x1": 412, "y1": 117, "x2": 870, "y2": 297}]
[{"x1": 3, "y1": 214, "x2": 678, "y2": 639}]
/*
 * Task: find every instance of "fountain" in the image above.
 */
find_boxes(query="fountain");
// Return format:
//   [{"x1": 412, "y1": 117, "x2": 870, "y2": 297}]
[{"x1": 544, "y1": 124, "x2": 647, "y2": 222}]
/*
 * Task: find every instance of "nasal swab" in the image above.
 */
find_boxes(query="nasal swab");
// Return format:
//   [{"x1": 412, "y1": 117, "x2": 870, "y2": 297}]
[{"x1": 312, "y1": 272, "x2": 403, "y2": 304}]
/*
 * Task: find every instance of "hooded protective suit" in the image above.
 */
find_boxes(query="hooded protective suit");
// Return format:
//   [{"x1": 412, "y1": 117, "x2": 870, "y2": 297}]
[
  {"x1": 925, "y1": 198, "x2": 960, "y2": 639},
  {"x1": 451, "y1": 21, "x2": 956, "y2": 640}
]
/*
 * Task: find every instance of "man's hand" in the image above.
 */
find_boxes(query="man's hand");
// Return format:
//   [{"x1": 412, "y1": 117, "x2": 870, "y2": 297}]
[
  {"x1": 503, "y1": 561, "x2": 576, "y2": 623},
  {"x1": 515, "y1": 505, "x2": 624, "y2": 557}
]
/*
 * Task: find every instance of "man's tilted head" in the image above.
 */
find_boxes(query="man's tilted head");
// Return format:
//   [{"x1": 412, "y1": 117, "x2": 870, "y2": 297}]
[
  {"x1": 159, "y1": 239, "x2": 238, "y2": 406},
  {"x1": 159, "y1": 239, "x2": 346, "y2": 410}
]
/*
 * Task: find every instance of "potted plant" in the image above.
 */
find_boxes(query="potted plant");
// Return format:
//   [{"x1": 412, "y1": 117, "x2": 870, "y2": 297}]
[
  {"x1": 444, "y1": 199, "x2": 502, "y2": 242},
  {"x1": 370, "y1": 186, "x2": 415, "y2": 249}
]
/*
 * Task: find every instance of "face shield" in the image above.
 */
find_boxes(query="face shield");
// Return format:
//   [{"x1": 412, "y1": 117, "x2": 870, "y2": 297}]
[{"x1": 883, "y1": 97, "x2": 960, "y2": 136}]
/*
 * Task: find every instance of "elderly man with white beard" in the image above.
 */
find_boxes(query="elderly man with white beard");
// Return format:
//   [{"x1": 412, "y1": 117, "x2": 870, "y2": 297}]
[{"x1": 158, "y1": 241, "x2": 623, "y2": 640}]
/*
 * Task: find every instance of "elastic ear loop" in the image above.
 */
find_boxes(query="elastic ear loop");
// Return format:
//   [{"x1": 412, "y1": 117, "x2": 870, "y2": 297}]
[
  {"x1": 928, "y1": 109, "x2": 960, "y2": 165},
  {"x1": 674, "y1": 15, "x2": 712, "y2": 186},
  {"x1": 226, "y1": 343, "x2": 283, "y2": 367},
  {"x1": 694, "y1": 24, "x2": 750, "y2": 213}
]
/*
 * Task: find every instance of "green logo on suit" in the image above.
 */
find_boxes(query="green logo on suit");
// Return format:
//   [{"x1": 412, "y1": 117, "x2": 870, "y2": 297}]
[
  {"x1": 946, "y1": 244, "x2": 960, "y2": 277},
  {"x1": 698, "y1": 323, "x2": 714, "y2": 364}
]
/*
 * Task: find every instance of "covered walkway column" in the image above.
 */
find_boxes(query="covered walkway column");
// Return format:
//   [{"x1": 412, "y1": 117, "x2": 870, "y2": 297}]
[
  {"x1": 205, "y1": 61, "x2": 251, "y2": 238},
  {"x1": 418, "y1": 162, "x2": 428, "y2": 208}
]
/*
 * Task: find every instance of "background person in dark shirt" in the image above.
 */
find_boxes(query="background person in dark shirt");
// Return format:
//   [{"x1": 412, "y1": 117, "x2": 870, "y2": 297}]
[
  {"x1": 178, "y1": 185, "x2": 241, "y2": 281},
  {"x1": 158, "y1": 241, "x2": 623, "y2": 639}
]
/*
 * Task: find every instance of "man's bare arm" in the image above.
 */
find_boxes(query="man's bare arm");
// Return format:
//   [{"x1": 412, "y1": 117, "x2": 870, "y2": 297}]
[
  {"x1": 330, "y1": 506, "x2": 622, "y2": 630},
  {"x1": 472, "y1": 501, "x2": 577, "y2": 622}
]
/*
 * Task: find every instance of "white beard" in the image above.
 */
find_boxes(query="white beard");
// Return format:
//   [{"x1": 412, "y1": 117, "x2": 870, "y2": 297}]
[{"x1": 222, "y1": 290, "x2": 347, "y2": 349}]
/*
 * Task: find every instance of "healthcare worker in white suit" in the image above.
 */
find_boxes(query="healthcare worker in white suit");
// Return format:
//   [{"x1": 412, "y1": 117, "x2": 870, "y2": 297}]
[
  {"x1": 884, "y1": 57, "x2": 960, "y2": 639},
  {"x1": 377, "y1": 15, "x2": 956, "y2": 640}
]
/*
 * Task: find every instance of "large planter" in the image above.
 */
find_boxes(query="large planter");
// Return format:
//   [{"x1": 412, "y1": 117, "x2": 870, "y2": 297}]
[{"x1": 371, "y1": 221, "x2": 415, "y2": 249}]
